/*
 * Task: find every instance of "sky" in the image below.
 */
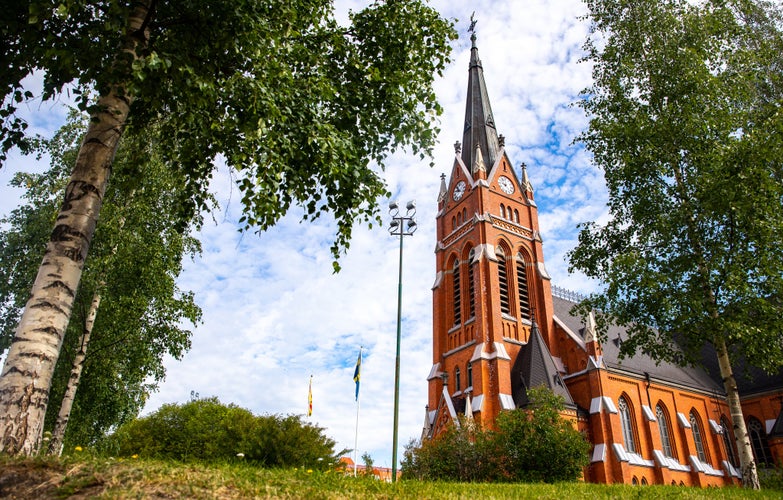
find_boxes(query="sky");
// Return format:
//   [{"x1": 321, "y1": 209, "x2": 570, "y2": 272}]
[{"x1": 0, "y1": 0, "x2": 609, "y2": 469}]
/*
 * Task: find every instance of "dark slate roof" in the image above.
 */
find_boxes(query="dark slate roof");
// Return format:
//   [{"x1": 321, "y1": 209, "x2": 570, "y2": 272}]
[
  {"x1": 698, "y1": 343, "x2": 783, "y2": 397},
  {"x1": 551, "y1": 295, "x2": 725, "y2": 395},
  {"x1": 511, "y1": 320, "x2": 575, "y2": 408}
]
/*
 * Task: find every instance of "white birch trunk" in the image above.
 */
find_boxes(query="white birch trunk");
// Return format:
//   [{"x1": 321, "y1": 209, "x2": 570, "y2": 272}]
[
  {"x1": 0, "y1": 2, "x2": 152, "y2": 455},
  {"x1": 716, "y1": 337, "x2": 759, "y2": 489},
  {"x1": 47, "y1": 291, "x2": 101, "y2": 456}
]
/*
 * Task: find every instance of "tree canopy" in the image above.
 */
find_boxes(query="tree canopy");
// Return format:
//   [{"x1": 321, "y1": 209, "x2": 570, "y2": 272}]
[
  {"x1": 0, "y1": 0, "x2": 455, "y2": 455},
  {"x1": 572, "y1": 0, "x2": 783, "y2": 374},
  {"x1": 570, "y1": 0, "x2": 783, "y2": 487},
  {"x1": 2, "y1": 0, "x2": 456, "y2": 259}
]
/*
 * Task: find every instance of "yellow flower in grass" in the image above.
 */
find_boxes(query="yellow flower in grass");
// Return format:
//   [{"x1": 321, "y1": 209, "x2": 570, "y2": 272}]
[
  {"x1": 74, "y1": 446, "x2": 83, "y2": 452},
  {"x1": 132, "y1": 454, "x2": 139, "y2": 459}
]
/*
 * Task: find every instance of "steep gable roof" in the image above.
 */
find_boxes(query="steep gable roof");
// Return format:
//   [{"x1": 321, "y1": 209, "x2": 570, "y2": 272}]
[{"x1": 511, "y1": 320, "x2": 575, "y2": 407}]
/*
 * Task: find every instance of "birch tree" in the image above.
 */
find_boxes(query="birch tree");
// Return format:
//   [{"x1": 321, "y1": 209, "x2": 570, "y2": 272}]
[
  {"x1": 1, "y1": 114, "x2": 201, "y2": 452},
  {"x1": 571, "y1": 0, "x2": 783, "y2": 488},
  {"x1": 0, "y1": 0, "x2": 455, "y2": 454}
]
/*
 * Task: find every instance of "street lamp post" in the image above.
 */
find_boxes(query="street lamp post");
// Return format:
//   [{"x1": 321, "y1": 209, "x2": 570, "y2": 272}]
[{"x1": 388, "y1": 200, "x2": 416, "y2": 482}]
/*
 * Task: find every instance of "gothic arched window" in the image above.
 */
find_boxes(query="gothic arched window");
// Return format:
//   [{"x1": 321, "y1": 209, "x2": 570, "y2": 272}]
[
  {"x1": 467, "y1": 248, "x2": 476, "y2": 319},
  {"x1": 748, "y1": 417, "x2": 772, "y2": 466},
  {"x1": 466, "y1": 362, "x2": 473, "y2": 388},
  {"x1": 618, "y1": 396, "x2": 637, "y2": 453},
  {"x1": 514, "y1": 209, "x2": 519, "y2": 223},
  {"x1": 496, "y1": 247, "x2": 510, "y2": 315},
  {"x1": 690, "y1": 410, "x2": 708, "y2": 462},
  {"x1": 455, "y1": 367, "x2": 461, "y2": 392},
  {"x1": 721, "y1": 416, "x2": 738, "y2": 467},
  {"x1": 500, "y1": 204, "x2": 506, "y2": 219},
  {"x1": 452, "y1": 258, "x2": 461, "y2": 326},
  {"x1": 515, "y1": 252, "x2": 531, "y2": 321},
  {"x1": 656, "y1": 404, "x2": 675, "y2": 458}
]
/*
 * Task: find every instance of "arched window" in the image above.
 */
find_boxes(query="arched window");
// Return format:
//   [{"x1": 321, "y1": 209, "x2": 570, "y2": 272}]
[
  {"x1": 466, "y1": 362, "x2": 473, "y2": 388},
  {"x1": 467, "y1": 248, "x2": 476, "y2": 319},
  {"x1": 514, "y1": 209, "x2": 519, "y2": 223},
  {"x1": 500, "y1": 204, "x2": 506, "y2": 219},
  {"x1": 690, "y1": 410, "x2": 708, "y2": 462},
  {"x1": 748, "y1": 417, "x2": 772, "y2": 466},
  {"x1": 496, "y1": 247, "x2": 510, "y2": 315},
  {"x1": 452, "y1": 259, "x2": 461, "y2": 326},
  {"x1": 457, "y1": 212, "x2": 462, "y2": 225},
  {"x1": 656, "y1": 404, "x2": 674, "y2": 458},
  {"x1": 515, "y1": 253, "x2": 531, "y2": 321},
  {"x1": 632, "y1": 477, "x2": 638, "y2": 485},
  {"x1": 462, "y1": 208, "x2": 467, "y2": 222},
  {"x1": 641, "y1": 477, "x2": 648, "y2": 485},
  {"x1": 721, "y1": 416, "x2": 738, "y2": 467},
  {"x1": 451, "y1": 216, "x2": 456, "y2": 230},
  {"x1": 455, "y1": 367, "x2": 461, "y2": 392},
  {"x1": 618, "y1": 396, "x2": 637, "y2": 453}
]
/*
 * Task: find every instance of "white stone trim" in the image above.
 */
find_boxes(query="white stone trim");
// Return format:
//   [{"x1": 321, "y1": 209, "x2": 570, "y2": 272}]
[
  {"x1": 499, "y1": 393, "x2": 515, "y2": 410},
  {"x1": 591, "y1": 443, "x2": 606, "y2": 463},
  {"x1": 677, "y1": 412, "x2": 692, "y2": 429},
  {"x1": 642, "y1": 405, "x2": 656, "y2": 421},
  {"x1": 652, "y1": 450, "x2": 690, "y2": 472}
]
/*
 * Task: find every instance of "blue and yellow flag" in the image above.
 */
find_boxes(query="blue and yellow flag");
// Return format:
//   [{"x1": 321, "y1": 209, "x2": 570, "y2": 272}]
[{"x1": 353, "y1": 351, "x2": 362, "y2": 401}]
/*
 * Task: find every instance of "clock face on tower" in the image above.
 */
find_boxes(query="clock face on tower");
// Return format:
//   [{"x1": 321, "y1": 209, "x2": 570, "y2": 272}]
[
  {"x1": 498, "y1": 175, "x2": 514, "y2": 194},
  {"x1": 453, "y1": 180, "x2": 467, "y2": 201}
]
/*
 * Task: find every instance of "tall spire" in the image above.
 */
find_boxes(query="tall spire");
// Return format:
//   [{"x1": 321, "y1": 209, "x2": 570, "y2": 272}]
[{"x1": 461, "y1": 24, "x2": 502, "y2": 172}]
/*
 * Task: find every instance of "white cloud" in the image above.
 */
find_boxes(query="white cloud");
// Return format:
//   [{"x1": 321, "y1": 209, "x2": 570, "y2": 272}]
[{"x1": 0, "y1": 0, "x2": 605, "y2": 470}]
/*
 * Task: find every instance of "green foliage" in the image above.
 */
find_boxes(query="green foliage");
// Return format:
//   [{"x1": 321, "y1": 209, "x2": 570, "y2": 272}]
[
  {"x1": 570, "y1": 0, "x2": 783, "y2": 372},
  {"x1": 402, "y1": 388, "x2": 589, "y2": 483},
  {"x1": 759, "y1": 462, "x2": 783, "y2": 491},
  {"x1": 1, "y1": 0, "x2": 457, "y2": 264},
  {"x1": 100, "y1": 397, "x2": 341, "y2": 469},
  {"x1": 0, "y1": 112, "x2": 202, "y2": 447},
  {"x1": 494, "y1": 388, "x2": 591, "y2": 483}
]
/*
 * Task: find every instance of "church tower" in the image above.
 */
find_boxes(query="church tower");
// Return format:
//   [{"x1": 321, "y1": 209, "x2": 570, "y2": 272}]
[{"x1": 425, "y1": 31, "x2": 567, "y2": 436}]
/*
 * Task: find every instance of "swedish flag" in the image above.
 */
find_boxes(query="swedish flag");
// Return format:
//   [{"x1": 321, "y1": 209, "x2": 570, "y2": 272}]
[{"x1": 353, "y1": 351, "x2": 362, "y2": 401}]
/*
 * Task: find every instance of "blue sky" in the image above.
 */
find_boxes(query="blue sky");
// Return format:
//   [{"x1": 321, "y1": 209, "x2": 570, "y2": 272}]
[{"x1": 0, "y1": 0, "x2": 607, "y2": 469}]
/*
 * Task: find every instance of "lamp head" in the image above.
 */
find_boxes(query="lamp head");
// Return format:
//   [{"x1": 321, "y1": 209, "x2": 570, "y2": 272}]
[{"x1": 406, "y1": 200, "x2": 416, "y2": 212}]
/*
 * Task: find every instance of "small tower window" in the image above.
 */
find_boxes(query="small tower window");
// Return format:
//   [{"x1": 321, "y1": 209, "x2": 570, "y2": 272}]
[
  {"x1": 515, "y1": 253, "x2": 531, "y2": 321},
  {"x1": 466, "y1": 362, "x2": 473, "y2": 388},
  {"x1": 618, "y1": 396, "x2": 637, "y2": 453},
  {"x1": 452, "y1": 259, "x2": 461, "y2": 326},
  {"x1": 496, "y1": 247, "x2": 510, "y2": 315},
  {"x1": 690, "y1": 410, "x2": 708, "y2": 462},
  {"x1": 452, "y1": 216, "x2": 456, "y2": 230},
  {"x1": 514, "y1": 209, "x2": 519, "y2": 223},
  {"x1": 457, "y1": 212, "x2": 462, "y2": 225},
  {"x1": 455, "y1": 367, "x2": 461, "y2": 392},
  {"x1": 500, "y1": 204, "x2": 506, "y2": 219},
  {"x1": 462, "y1": 208, "x2": 467, "y2": 223}
]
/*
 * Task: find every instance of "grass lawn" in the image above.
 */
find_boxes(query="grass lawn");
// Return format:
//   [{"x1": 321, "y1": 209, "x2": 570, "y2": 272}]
[{"x1": 0, "y1": 455, "x2": 779, "y2": 499}]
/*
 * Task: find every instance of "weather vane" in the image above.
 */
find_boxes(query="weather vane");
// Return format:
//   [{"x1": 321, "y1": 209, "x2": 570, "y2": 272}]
[{"x1": 468, "y1": 12, "x2": 477, "y2": 34}]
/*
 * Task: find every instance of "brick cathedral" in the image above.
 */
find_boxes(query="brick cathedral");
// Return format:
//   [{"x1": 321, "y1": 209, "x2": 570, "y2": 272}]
[{"x1": 422, "y1": 32, "x2": 783, "y2": 486}]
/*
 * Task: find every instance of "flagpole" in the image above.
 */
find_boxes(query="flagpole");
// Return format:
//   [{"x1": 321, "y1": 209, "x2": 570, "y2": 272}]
[{"x1": 353, "y1": 347, "x2": 362, "y2": 477}]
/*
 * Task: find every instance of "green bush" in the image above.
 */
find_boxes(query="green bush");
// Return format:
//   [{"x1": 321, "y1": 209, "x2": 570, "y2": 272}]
[
  {"x1": 97, "y1": 397, "x2": 341, "y2": 469},
  {"x1": 401, "y1": 387, "x2": 590, "y2": 483},
  {"x1": 759, "y1": 462, "x2": 783, "y2": 491}
]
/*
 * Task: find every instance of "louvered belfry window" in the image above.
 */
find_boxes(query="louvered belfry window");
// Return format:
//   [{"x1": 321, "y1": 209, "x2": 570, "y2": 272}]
[
  {"x1": 516, "y1": 253, "x2": 530, "y2": 321},
  {"x1": 452, "y1": 259, "x2": 461, "y2": 326},
  {"x1": 497, "y1": 248, "x2": 510, "y2": 315},
  {"x1": 467, "y1": 249, "x2": 476, "y2": 319}
]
